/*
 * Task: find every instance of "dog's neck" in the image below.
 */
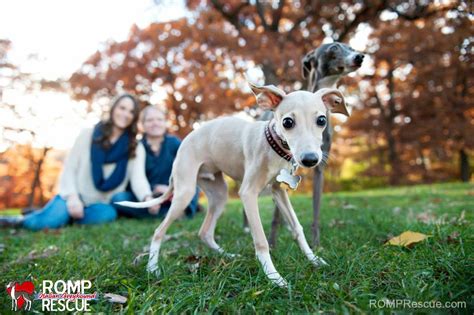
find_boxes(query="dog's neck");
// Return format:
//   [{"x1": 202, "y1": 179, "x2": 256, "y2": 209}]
[
  {"x1": 265, "y1": 120, "x2": 293, "y2": 162},
  {"x1": 316, "y1": 74, "x2": 341, "y2": 90},
  {"x1": 310, "y1": 70, "x2": 342, "y2": 92}
]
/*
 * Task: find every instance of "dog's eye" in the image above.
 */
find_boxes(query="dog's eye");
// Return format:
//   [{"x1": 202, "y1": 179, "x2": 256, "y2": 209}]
[
  {"x1": 282, "y1": 117, "x2": 295, "y2": 129},
  {"x1": 316, "y1": 116, "x2": 327, "y2": 127}
]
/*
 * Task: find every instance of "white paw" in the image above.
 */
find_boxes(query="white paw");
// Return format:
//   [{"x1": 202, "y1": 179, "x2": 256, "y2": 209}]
[
  {"x1": 223, "y1": 252, "x2": 240, "y2": 258},
  {"x1": 312, "y1": 256, "x2": 328, "y2": 267},
  {"x1": 243, "y1": 227, "x2": 251, "y2": 234},
  {"x1": 146, "y1": 262, "x2": 160, "y2": 276},
  {"x1": 269, "y1": 275, "x2": 288, "y2": 288}
]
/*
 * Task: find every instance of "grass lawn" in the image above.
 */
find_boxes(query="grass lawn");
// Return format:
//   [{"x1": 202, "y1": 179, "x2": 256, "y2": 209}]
[{"x1": 1, "y1": 182, "x2": 472, "y2": 313}]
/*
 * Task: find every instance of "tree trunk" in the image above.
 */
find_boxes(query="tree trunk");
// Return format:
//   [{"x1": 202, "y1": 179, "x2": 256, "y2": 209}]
[
  {"x1": 28, "y1": 147, "x2": 50, "y2": 208},
  {"x1": 460, "y1": 149, "x2": 470, "y2": 182}
]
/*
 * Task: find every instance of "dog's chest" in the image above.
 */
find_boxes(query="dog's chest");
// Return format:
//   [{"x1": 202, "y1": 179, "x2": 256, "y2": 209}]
[{"x1": 267, "y1": 157, "x2": 292, "y2": 181}]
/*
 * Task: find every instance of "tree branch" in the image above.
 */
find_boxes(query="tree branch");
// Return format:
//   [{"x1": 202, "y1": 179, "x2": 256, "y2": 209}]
[
  {"x1": 255, "y1": 0, "x2": 269, "y2": 30},
  {"x1": 337, "y1": 0, "x2": 388, "y2": 42},
  {"x1": 270, "y1": 0, "x2": 285, "y2": 31},
  {"x1": 210, "y1": 0, "x2": 249, "y2": 31},
  {"x1": 286, "y1": 0, "x2": 319, "y2": 43},
  {"x1": 389, "y1": 2, "x2": 459, "y2": 21}
]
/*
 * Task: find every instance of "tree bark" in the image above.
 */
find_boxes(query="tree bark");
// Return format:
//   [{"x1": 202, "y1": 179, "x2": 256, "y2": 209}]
[
  {"x1": 460, "y1": 149, "x2": 470, "y2": 182},
  {"x1": 28, "y1": 147, "x2": 50, "y2": 208}
]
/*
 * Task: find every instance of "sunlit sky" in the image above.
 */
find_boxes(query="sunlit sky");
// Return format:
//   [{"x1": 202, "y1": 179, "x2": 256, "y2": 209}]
[
  {"x1": 0, "y1": 0, "x2": 187, "y2": 79},
  {"x1": 0, "y1": 0, "x2": 371, "y2": 151},
  {"x1": 0, "y1": 0, "x2": 187, "y2": 151}
]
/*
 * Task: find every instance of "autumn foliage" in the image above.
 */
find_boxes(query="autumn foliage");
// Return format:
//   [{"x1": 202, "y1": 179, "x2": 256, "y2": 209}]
[{"x1": 1, "y1": 0, "x2": 472, "y2": 208}]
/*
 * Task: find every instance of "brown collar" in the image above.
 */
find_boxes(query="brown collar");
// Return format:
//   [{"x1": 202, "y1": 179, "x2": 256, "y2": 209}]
[{"x1": 265, "y1": 120, "x2": 292, "y2": 162}]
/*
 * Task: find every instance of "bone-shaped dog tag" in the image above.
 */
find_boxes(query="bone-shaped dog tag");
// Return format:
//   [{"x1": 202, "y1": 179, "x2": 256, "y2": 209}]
[{"x1": 276, "y1": 168, "x2": 301, "y2": 190}]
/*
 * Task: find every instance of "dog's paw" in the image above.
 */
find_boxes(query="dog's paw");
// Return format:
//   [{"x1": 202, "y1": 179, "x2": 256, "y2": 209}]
[
  {"x1": 271, "y1": 276, "x2": 288, "y2": 288},
  {"x1": 223, "y1": 252, "x2": 240, "y2": 259},
  {"x1": 146, "y1": 262, "x2": 160, "y2": 277},
  {"x1": 311, "y1": 256, "x2": 329, "y2": 267}
]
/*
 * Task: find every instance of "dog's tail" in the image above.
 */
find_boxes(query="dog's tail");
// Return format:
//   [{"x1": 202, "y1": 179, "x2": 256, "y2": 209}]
[{"x1": 115, "y1": 178, "x2": 174, "y2": 209}]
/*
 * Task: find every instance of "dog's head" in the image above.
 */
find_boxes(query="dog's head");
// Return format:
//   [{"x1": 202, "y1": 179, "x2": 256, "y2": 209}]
[
  {"x1": 250, "y1": 83, "x2": 348, "y2": 168},
  {"x1": 302, "y1": 42, "x2": 365, "y2": 80}
]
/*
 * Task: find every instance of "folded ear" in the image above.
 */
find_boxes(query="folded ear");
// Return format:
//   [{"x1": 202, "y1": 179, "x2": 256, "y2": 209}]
[
  {"x1": 317, "y1": 88, "x2": 350, "y2": 117},
  {"x1": 249, "y1": 82, "x2": 286, "y2": 110},
  {"x1": 302, "y1": 50, "x2": 316, "y2": 79}
]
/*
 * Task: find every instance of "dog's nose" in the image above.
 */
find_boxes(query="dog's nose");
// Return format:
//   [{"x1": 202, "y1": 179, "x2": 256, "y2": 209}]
[
  {"x1": 300, "y1": 153, "x2": 319, "y2": 167},
  {"x1": 354, "y1": 54, "x2": 364, "y2": 65}
]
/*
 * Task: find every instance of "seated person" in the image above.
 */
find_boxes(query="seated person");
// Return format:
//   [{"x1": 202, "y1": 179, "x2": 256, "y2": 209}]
[
  {"x1": 112, "y1": 106, "x2": 199, "y2": 218},
  {"x1": 15, "y1": 94, "x2": 152, "y2": 230}
]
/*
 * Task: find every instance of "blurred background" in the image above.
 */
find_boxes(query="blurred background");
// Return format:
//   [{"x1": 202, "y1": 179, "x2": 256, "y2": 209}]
[{"x1": 0, "y1": 0, "x2": 472, "y2": 210}]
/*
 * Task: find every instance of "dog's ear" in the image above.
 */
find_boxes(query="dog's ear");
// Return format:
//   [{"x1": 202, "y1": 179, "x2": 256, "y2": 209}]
[
  {"x1": 249, "y1": 82, "x2": 286, "y2": 110},
  {"x1": 302, "y1": 50, "x2": 316, "y2": 79},
  {"x1": 317, "y1": 88, "x2": 350, "y2": 117}
]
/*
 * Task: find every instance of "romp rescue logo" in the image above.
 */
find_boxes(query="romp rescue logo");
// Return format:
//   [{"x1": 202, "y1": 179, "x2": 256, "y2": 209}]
[{"x1": 6, "y1": 280, "x2": 98, "y2": 312}]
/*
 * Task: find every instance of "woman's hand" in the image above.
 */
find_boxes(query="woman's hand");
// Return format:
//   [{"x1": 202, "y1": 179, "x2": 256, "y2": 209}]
[
  {"x1": 66, "y1": 194, "x2": 84, "y2": 219},
  {"x1": 145, "y1": 195, "x2": 161, "y2": 215},
  {"x1": 153, "y1": 185, "x2": 169, "y2": 194}
]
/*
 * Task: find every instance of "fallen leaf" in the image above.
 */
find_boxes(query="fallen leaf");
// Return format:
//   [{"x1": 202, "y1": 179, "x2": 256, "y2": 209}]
[
  {"x1": 449, "y1": 210, "x2": 467, "y2": 225},
  {"x1": 13, "y1": 245, "x2": 59, "y2": 264},
  {"x1": 446, "y1": 231, "x2": 460, "y2": 244},
  {"x1": 416, "y1": 211, "x2": 437, "y2": 224},
  {"x1": 328, "y1": 219, "x2": 346, "y2": 228},
  {"x1": 104, "y1": 293, "x2": 127, "y2": 304},
  {"x1": 252, "y1": 290, "x2": 264, "y2": 297},
  {"x1": 386, "y1": 231, "x2": 431, "y2": 247},
  {"x1": 132, "y1": 252, "x2": 148, "y2": 266},
  {"x1": 342, "y1": 202, "x2": 356, "y2": 210},
  {"x1": 185, "y1": 255, "x2": 201, "y2": 273}
]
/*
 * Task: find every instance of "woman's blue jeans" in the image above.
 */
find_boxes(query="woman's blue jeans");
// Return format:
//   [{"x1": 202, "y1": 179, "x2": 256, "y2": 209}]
[{"x1": 23, "y1": 195, "x2": 117, "y2": 231}]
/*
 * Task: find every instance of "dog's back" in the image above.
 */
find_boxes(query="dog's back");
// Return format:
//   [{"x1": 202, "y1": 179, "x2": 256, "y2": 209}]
[{"x1": 175, "y1": 116, "x2": 266, "y2": 181}]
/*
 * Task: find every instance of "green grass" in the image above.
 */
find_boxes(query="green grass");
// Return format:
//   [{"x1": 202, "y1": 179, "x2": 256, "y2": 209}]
[{"x1": 1, "y1": 182, "x2": 473, "y2": 313}]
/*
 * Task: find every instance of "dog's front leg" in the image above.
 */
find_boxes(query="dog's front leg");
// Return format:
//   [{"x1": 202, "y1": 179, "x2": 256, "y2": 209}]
[
  {"x1": 272, "y1": 184, "x2": 328, "y2": 267},
  {"x1": 239, "y1": 183, "x2": 287, "y2": 287}
]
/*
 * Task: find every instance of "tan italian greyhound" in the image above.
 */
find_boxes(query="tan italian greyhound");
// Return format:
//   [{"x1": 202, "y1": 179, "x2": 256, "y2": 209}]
[{"x1": 117, "y1": 83, "x2": 349, "y2": 287}]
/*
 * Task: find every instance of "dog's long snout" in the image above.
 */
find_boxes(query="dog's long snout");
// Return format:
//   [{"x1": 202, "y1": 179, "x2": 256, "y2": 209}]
[
  {"x1": 300, "y1": 153, "x2": 319, "y2": 167},
  {"x1": 354, "y1": 54, "x2": 364, "y2": 66}
]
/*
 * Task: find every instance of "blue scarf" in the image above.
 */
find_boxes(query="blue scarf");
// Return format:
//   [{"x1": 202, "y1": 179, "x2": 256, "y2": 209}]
[
  {"x1": 141, "y1": 135, "x2": 177, "y2": 187},
  {"x1": 91, "y1": 122, "x2": 130, "y2": 192}
]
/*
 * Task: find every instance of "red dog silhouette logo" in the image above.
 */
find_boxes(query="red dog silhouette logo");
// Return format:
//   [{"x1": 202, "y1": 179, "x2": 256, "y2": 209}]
[{"x1": 6, "y1": 281, "x2": 35, "y2": 311}]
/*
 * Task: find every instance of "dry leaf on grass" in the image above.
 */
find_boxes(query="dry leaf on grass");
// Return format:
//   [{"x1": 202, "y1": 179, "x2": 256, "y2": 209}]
[
  {"x1": 416, "y1": 211, "x2": 437, "y2": 224},
  {"x1": 342, "y1": 202, "x2": 356, "y2": 210},
  {"x1": 446, "y1": 231, "x2": 460, "y2": 244},
  {"x1": 329, "y1": 219, "x2": 347, "y2": 228},
  {"x1": 386, "y1": 231, "x2": 431, "y2": 247},
  {"x1": 13, "y1": 245, "x2": 59, "y2": 264},
  {"x1": 104, "y1": 293, "x2": 127, "y2": 304},
  {"x1": 132, "y1": 252, "x2": 149, "y2": 266}
]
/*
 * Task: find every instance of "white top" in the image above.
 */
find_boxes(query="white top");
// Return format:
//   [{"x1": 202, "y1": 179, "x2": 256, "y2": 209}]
[{"x1": 58, "y1": 128, "x2": 152, "y2": 206}]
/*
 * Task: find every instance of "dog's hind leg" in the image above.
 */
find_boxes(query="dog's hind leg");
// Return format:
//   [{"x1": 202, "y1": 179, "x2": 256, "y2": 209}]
[
  {"x1": 147, "y1": 164, "x2": 199, "y2": 275},
  {"x1": 271, "y1": 184, "x2": 328, "y2": 267},
  {"x1": 198, "y1": 172, "x2": 231, "y2": 255}
]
